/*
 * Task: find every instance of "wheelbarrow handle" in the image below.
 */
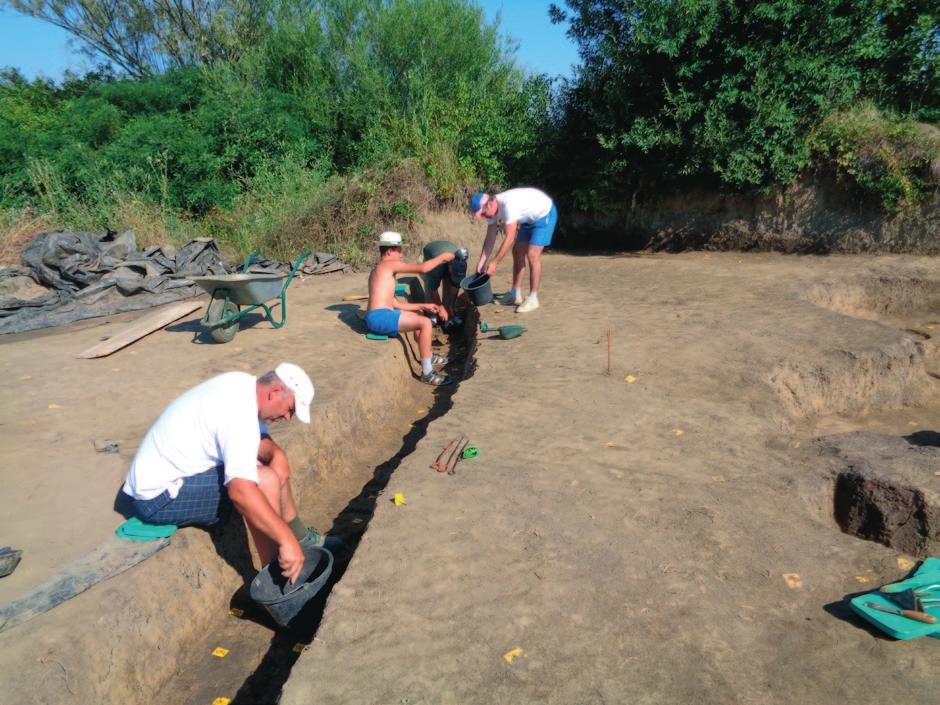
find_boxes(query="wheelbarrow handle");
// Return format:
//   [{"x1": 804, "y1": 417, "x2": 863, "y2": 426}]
[
  {"x1": 289, "y1": 251, "x2": 314, "y2": 278},
  {"x1": 242, "y1": 251, "x2": 260, "y2": 273}
]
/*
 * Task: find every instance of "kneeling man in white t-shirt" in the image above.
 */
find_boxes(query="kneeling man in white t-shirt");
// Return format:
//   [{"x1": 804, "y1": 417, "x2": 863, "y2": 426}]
[{"x1": 122, "y1": 363, "x2": 322, "y2": 584}]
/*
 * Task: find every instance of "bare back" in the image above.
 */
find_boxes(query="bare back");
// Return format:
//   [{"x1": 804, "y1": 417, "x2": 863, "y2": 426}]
[{"x1": 368, "y1": 261, "x2": 398, "y2": 311}]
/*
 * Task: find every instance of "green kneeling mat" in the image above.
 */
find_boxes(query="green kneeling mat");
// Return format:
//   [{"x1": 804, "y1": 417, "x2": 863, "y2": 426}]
[
  {"x1": 116, "y1": 516, "x2": 178, "y2": 542},
  {"x1": 366, "y1": 332, "x2": 388, "y2": 340}
]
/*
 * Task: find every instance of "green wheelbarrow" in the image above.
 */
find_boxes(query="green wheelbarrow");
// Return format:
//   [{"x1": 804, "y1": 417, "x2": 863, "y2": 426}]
[{"x1": 190, "y1": 251, "x2": 312, "y2": 343}]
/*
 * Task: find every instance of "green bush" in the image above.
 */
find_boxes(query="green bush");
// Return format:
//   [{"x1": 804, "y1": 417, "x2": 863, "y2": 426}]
[
  {"x1": 549, "y1": 0, "x2": 939, "y2": 209},
  {"x1": 0, "y1": 0, "x2": 545, "y2": 254},
  {"x1": 809, "y1": 103, "x2": 940, "y2": 210}
]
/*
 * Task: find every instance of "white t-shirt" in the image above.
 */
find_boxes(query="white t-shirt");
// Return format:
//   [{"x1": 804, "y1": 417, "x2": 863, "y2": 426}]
[
  {"x1": 123, "y1": 372, "x2": 262, "y2": 500},
  {"x1": 488, "y1": 188, "x2": 553, "y2": 226}
]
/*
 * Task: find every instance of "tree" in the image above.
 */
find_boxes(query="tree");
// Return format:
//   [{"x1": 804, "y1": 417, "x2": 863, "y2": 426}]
[
  {"x1": 548, "y1": 0, "x2": 938, "y2": 207},
  {"x1": 3, "y1": 0, "x2": 290, "y2": 77}
]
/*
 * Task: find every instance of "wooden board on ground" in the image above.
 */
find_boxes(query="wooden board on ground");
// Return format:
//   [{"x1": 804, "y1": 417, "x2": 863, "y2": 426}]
[
  {"x1": 0, "y1": 535, "x2": 168, "y2": 634},
  {"x1": 77, "y1": 299, "x2": 203, "y2": 359},
  {"x1": 342, "y1": 294, "x2": 369, "y2": 301}
]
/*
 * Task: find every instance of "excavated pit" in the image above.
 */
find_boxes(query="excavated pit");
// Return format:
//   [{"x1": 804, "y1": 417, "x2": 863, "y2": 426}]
[
  {"x1": 803, "y1": 274, "x2": 940, "y2": 321},
  {"x1": 771, "y1": 273, "x2": 940, "y2": 421},
  {"x1": 784, "y1": 273, "x2": 940, "y2": 556},
  {"x1": 823, "y1": 432, "x2": 940, "y2": 557}
]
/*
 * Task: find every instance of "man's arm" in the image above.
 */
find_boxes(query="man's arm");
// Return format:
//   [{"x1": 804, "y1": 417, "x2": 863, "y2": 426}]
[
  {"x1": 476, "y1": 223, "x2": 500, "y2": 273},
  {"x1": 388, "y1": 252, "x2": 455, "y2": 275},
  {"x1": 227, "y1": 478, "x2": 304, "y2": 583},
  {"x1": 393, "y1": 300, "x2": 441, "y2": 314},
  {"x1": 485, "y1": 222, "x2": 518, "y2": 275}
]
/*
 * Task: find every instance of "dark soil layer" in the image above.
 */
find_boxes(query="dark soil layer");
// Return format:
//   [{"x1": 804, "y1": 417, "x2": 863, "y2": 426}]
[{"x1": 825, "y1": 432, "x2": 940, "y2": 557}]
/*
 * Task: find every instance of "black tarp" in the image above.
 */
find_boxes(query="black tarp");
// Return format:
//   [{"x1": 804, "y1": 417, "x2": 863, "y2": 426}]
[{"x1": 0, "y1": 229, "x2": 346, "y2": 335}]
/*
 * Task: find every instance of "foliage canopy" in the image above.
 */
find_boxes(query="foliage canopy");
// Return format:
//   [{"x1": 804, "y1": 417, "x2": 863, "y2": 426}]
[{"x1": 548, "y1": 0, "x2": 938, "y2": 209}]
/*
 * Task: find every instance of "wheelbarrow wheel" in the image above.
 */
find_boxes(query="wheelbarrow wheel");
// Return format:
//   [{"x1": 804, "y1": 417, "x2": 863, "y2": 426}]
[{"x1": 207, "y1": 299, "x2": 240, "y2": 343}]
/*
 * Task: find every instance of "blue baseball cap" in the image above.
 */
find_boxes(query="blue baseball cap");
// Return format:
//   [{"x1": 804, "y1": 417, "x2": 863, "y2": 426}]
[{"x1": 469, "y1": 192, "x2": 489, "y2": 219}]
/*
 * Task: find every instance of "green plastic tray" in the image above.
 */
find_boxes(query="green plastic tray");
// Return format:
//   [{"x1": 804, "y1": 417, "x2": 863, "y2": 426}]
[{"x1": 849, "y1": 558, "x2": 940, "y2": 640}]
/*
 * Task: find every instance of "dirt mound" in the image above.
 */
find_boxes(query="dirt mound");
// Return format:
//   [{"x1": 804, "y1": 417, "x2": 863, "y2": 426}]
[
  {"x1": 769, "y1": 339, "x2": 928, "y2": 419},
  {"x1": 804, "y1": 274, "x2": 940, "y2": 320}
]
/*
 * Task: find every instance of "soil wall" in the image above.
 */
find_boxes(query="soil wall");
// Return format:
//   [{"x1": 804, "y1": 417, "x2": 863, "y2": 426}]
[{"x1": 560, "y1": 174, "x2": 939, "y2": 254}]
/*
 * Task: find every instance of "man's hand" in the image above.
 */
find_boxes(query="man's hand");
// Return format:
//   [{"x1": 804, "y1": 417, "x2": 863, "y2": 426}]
[
  {"x1": 278, "y1": 536, "x2": 305, "y2": 584},
  {"x1": 438, "y1": 252, "x2": 456, "y2": 263},
  {"x1": 486, "y1": 260, "x2": 499, "y2": 276}
]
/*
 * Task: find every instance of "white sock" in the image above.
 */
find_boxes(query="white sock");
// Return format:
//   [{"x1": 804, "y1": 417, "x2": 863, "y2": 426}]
[
  {"x1": 528, "y1": 292, "x2": 538, "y2": 301},
  {"x1": 422, "y1": 357, "x2": 433, "y2": 375}
]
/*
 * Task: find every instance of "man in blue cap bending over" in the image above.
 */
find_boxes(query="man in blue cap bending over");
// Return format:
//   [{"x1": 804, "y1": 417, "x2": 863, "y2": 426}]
[
  {"x1": 121, "y1": 363, "x2": 329, "y2": 584},
  {"x1": 469, "y1": 187, "x2": 558, "y2": 313}
]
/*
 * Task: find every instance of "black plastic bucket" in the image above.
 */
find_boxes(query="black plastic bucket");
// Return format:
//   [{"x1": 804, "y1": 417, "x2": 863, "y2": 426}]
[
  {"x1": 250, "y1": 544, "x2": 334, "y2": 628},
  {"x1": 459, "y1": 272, "x2": 493, "y2": 306}
]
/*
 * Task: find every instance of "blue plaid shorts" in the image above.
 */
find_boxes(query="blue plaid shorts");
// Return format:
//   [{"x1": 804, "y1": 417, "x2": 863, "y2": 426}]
[{"x1": 132, "y1": 466, "x2": 229, "y2": 526}]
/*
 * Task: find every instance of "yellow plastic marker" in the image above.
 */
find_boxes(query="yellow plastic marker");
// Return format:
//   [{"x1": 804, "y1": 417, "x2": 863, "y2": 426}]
[
  {"x1": 48, "y1": 403, "x2": 62, "y2": 409},
  {"x1": 212, "y1": 698, "x2": 231, "y2": 705},
  {"x1": 19, "y1": 375, "x2": 31, "y2": 380},
  {"x1": 672, "y1": 429, "x2": 684, "y2": 436},
  {"x1": 908, "y1": 421, "x2": 918, "y2": 427},
  {"x1": 228, "y1": 608, "x2": 244, "y2": 618},
  {"x1": 791, "y1": 441, "x2": 801, "y2": 449},
  {"x1": 503, "y1": 647, "x2": 525, "y2": 664},
  {"x1": 711, "y1": 475, "x2": 726, "y2": 482},
  {"x1": 211, "y1": 647, "x2": 229, "y2": 658},
  {"x1": 897, "y1": 556, "x2": 915, "y2": 570},
  {"x1": 603, "y1": 442, "x2": 616, "y2": 448},
  {"x1": 624, "y1": 375, "x2": 637, "y2": 383},
  {"x1": 292, "y1": 643, "x2": 305, "y2": 653},
  {"x1": 394, "y1": 492, "x2": 406, "y2": 506},
  {"x1": 112, "y1": 368, "x2": 120, "y2": 372},
  {"x1": 928, "y1": 325, "x2": 936, "y2": 330},
  {"x1": 855, "y1": 576, "x2": 870, "y2": 584},
  {"x1": 782, "y1": 573, "x2": 803, "y2": 589},
  {"x1": 934, "y1": 471, "x2": 940, "y2": 477}
]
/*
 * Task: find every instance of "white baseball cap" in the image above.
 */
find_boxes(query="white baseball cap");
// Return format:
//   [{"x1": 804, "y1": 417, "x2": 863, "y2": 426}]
[
  {"x1": 377, "y1": 231, "x2": 403, "y2": 247},
  {"x1": 275, "y1": 362, "x2": 314, "y2": 423}
]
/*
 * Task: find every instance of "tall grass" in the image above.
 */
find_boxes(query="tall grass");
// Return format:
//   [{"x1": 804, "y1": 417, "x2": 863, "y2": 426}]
[{"x1": 1, "y1": 154, "x2": 459, "y2": 269}]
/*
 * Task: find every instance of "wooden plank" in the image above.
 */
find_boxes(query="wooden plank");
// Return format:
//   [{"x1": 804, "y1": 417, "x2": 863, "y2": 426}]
[
  {"x1": 77, "y1": 299, "x2": 203, "y2": 359},
  {"x1": 0, "y1": 535, "x2": 168, "y2": 634},
  {"x1": 341, "y1": 294, "x2": 369, "y2": 301}
]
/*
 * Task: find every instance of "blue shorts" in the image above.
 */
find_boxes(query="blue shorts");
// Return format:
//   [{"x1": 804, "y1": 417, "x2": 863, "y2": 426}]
[
  {"x1": 132, "y1": 466, "x2": 229, "y2": 527},
  {"x1": 517, "y1": 204, "x2": 558, "y2": 247},
  {"x1": 365, "y1": 308, "x2": 400, "y2": 336}
]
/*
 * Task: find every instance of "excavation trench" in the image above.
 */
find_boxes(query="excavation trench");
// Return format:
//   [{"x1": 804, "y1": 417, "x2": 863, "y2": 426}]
[
  {"x1": 782, "y1": 273, "x2": 940, "y2": 558},
  {"x1": 155, "y1": 308, "x2": 480, "y2": 705}
]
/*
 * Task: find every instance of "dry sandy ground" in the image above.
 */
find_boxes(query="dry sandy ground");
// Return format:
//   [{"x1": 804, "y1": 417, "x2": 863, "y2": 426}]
[
  {"x1": 0, "y1": 212, "x2": 482, "y2": 705},
  {"x1": 0, "y1": 262, "x2": 451, "y2": 703},
  {"x1": 2, "y1": 244, "x2": 939, "y2": 705},
  {"x1": 280, "y1": 251, "x2": 940, "y2": 705}
]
